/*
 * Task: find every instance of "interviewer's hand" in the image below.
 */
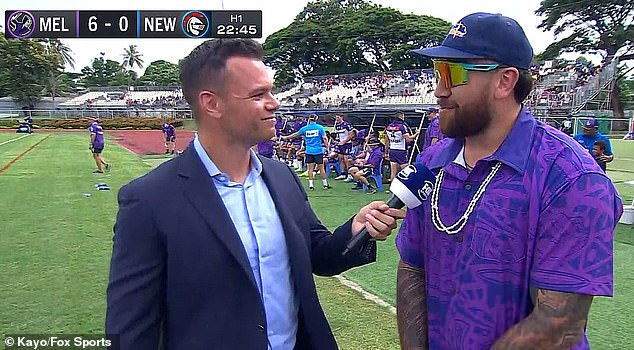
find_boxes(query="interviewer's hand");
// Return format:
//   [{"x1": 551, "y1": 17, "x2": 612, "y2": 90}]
[{"x1": 351, "y1": 201, "x2": 406, "y2": 241}]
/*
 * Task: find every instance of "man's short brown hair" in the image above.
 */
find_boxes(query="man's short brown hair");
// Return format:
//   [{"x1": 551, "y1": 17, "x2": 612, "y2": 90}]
[
  {"x1": 513, "y1": 69, "x2": 533, "y2": 104},
  {"x1": 178, "y1": 39, "x2": 263, "y2": 112}
]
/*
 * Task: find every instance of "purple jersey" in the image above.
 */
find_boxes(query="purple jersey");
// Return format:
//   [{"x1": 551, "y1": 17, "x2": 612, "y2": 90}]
[
  {"x1": 422, "y1": 117, "x2": 444, "y2": 151},
  {"x1": 291, "y1": 119, "x2": 307, "y2": 145},
  {"x1": 333, "y1": 121, "x2": 354, "y2": 144},
  {"x1": 275, "y1": 118, "x2": 285, "y2": 137},
  {"x1": 89, "y1": 122, "x2": 104, "y2": 146},
  {"x1": 386, "y1": 120, "x2": 409, "y2": 151},
  {"x1": 365, "y1": 146, "x2": 384, "y2": 175},
  {"x1": 396, "y1": 107, "x2": 621, "y2": 349},
  {"x1": 257, "y1": 140, "x2": 275, "y2": 156},
  {"x1": 162, "y1": 124, "x2": 175, "y2": 138}
]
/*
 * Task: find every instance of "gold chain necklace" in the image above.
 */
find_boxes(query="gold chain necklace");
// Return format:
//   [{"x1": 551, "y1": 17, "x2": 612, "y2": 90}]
[{"x1": 431, "y1": 162, "x2": 502, "y2": 235}]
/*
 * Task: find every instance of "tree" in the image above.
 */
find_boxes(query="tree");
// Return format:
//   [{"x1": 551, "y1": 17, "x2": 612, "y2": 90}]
[
  {"x1": 535, "y1": 0, "x2": 634, "y2": 116},
  {"x1": 121, "y1": 44, "x2": 144, "y2": 86},
  {"x1": 42, "y1": 72, "x2": 74, "y2": 99},
  {"x1": 0, "y1": 38, "x2": 57, "y2": 108},
  {"x1": 536, "y1": 0, "x2": 634, "y2": 61},
  {"x1": 140, "y1": 60, "x2": 180, "y2": 86},
  {"x1": 263, "y1": 0, "x2": 450, "y2": 85},
  {"x1": 41, "y1": 39, "x2": 75, "y2": 108},
  {"x1": 79, "y1": 54, "x2": 135, "y2": 88}
]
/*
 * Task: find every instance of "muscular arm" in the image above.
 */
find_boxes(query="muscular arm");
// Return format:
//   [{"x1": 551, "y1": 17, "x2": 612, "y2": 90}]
[
  {"x1": 396, "y1": 260, "x2": 428, "y2": 349},
  {"x1": 491, "y1": 288, "x2": 593, "y2": 350},
  {"x1": 404, "y1": 131, "x2": 419, "y2": 143}
]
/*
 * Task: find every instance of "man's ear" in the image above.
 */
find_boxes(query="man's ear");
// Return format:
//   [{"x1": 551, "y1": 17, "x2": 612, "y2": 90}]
[
  {"x1": 198, "y1": 90, "x2": 223, "y2": 120},
  {"x1": 494, "y1": 68, "x2": 519, "y2": 100}
]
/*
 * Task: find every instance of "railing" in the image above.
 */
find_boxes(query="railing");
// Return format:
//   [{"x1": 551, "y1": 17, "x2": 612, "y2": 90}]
[
  {"x1": 0, "y1": 108, "x2": 192, "y2": 120},
  {"x1": 570, "y1": 59, "x2": 619, "y2": 113},
  {"x1": 527, "y1": 59, "x2": 619, "y2": 113},
  {"x1": 86, "y1": 85, "x2": 182, "y2": 92}
]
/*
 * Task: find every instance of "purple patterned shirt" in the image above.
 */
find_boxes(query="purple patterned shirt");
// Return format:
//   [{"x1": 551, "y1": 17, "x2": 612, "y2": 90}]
[
  {"x1": 422, "y1": 117, "x2": 444, "y2": 151},
  {"x1": 396, "y1": 106, "x2": 622, "y2": 349}
]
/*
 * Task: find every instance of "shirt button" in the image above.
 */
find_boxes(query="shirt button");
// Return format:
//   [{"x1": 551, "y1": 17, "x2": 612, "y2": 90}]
[
  {"x1": 451, "y1": 284, "x2": 457, "y2": 295},
  {"x1": 456, "y1": 235, "x2": 463, "y2": 243},
  {"x1": 257, "y1": 324, "x2": 265, "y2": 332},
  {"x1": 464, "y1": 184, "x2": 472, "y2": 191}
]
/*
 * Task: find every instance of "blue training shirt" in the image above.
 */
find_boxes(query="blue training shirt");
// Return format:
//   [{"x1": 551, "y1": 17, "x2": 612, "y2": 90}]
[{"x1": 297, "y1": 122, "x2": 326, "y2": 155}]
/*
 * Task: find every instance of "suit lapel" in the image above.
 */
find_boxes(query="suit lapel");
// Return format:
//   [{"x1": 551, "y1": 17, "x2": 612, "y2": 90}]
[{"x1": 177, "y1": 146, "x2": 258, "y2": 289}]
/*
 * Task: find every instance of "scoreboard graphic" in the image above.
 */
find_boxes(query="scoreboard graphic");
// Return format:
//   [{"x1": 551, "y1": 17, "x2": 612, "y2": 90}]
[{"x1": 4, "y1": 10, "x2": 262, "y2": 39}]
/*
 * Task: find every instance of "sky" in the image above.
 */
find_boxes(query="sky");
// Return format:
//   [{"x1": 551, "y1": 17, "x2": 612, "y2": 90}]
[{"x1": 1, "y1": 0, "x2": 600, "y2": 75}]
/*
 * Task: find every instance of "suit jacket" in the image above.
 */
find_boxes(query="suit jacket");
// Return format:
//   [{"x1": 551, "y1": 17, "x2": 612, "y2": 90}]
[{"x1": 106, "y1": 145, "x2": 377, "y2": 350}]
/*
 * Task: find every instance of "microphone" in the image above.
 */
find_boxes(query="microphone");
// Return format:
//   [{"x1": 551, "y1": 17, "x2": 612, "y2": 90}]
[{"x1": 342, "y1": 163, "x2": 436, "y2": 256}]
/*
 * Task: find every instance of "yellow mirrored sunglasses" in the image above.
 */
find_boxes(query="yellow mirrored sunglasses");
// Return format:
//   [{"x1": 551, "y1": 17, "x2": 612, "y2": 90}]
[{"x1": 433, "y1": 60, "x2": 507, "y2": 89}]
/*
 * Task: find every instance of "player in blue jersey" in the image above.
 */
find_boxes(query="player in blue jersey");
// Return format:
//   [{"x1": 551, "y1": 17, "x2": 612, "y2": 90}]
[{"x1": 282, "y1": 114, "x2": 331, "y2": 190}]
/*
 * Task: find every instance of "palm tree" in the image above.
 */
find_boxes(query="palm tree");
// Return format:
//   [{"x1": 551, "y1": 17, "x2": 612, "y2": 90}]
[
  {"x1": 121, "y1": 44, "x2": 144, "y2": 87},
  {"x1": 42, "y1": 39, "x2": 75, "y2": 108}
]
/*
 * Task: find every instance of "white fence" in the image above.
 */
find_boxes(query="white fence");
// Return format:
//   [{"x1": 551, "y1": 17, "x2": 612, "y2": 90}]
[{"x1": 0, "y1": 109, "x2": 192, "y2": 120}]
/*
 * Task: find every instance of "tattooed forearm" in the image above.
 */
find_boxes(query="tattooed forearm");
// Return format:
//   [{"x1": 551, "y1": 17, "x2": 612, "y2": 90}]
[
  {"x1": 396, "y1": 260, "x2": 428, "y2": 350},
  {"x1": 491, "y1": 288, "x2": 593, "y2": 350}
]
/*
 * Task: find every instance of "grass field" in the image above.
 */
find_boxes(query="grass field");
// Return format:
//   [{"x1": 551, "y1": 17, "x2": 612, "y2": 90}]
[{"x1": 0, "y1": 132, "x2": 632, "y2": 349}]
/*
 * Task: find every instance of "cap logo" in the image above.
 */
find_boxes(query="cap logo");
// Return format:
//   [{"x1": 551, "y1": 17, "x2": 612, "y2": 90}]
[{"x1": 448, "y1": 22, "x2": 467, "y2": 38}]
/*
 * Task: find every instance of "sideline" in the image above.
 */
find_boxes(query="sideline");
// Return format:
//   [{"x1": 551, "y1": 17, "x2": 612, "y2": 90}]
[
  {"x1": 0, "y1": 135, "x2": 50, "y2": 174},
  {"x1": 334, "y1": 275, "x2": 396, "y2": 315},
  {"x1": 0, "y1": 133, "x2": 31, "y2": 146}
]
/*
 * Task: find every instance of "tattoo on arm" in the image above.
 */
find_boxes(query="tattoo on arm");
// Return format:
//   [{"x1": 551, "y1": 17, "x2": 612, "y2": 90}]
[
  {"x1": 491, "y1": 288, "x2": 593, "y2": 350},
  {"x1": 396, "y1": 260, "x2": 428, "y2": 350}
]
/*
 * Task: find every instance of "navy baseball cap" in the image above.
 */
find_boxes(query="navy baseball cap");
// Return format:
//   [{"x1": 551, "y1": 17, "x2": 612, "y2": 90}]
[
  {"x1": 412, "y1": 12, "x2": 534, "y2": 70},
  {"x1": 584, "y1": 118, "x2": 599, "y2": 129}
]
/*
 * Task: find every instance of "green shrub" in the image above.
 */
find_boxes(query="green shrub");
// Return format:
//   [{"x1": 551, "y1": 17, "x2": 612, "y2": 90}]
[{"x1": 0, "y1": 117, "x2": 183, "y2": 130}]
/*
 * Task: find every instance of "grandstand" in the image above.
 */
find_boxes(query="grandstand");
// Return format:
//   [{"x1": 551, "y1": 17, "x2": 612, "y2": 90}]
[
  {"x1": 273, "y1": 69, "x2": 438, "y2": 109},
  {"x1": 1, "y1": 56, "x2": 628, "y2": 137},
  {"x1": 59, "y1": 89, "x2": 185, "y2": 109}
]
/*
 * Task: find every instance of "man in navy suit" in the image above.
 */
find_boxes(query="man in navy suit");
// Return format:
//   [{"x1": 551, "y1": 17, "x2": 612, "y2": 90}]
[{"x1": 106, "y1": 38, "x2": 405, "y2": 350}]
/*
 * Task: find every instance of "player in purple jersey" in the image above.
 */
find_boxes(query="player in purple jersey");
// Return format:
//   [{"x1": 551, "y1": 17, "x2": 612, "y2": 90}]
[
  {"x1": 385, "y1": 111, "x2": 419, "y2": 183},
  {"x1": 162, "y1": 120, "x2": 177, "y2": 154},
  {"x1": 88, "y1": 118, "x2": 110, "y2": 173},
  {"x1": 397, "y1": 13, "x2": 622, "y2": 349},
  {"x1": 332, "y1": 114, "x2": 357, "y2": 180},
  {"x1": 348, "y1": 138, "x2": 383, "y2": 194}
]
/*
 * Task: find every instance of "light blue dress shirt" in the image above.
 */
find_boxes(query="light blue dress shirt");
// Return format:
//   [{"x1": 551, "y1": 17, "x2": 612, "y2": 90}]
[{"x1": 194, "y1": 136, "x2": 298, "y2": 350}]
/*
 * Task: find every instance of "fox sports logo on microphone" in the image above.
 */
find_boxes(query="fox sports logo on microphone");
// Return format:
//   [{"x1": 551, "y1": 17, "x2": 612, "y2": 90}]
[{"x1": 417, "y1": 181, "x2": 434, "y2": 201}]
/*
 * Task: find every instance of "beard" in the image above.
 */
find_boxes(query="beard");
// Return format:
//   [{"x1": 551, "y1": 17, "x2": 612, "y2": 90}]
[{"x1": 439, "y1": 94, "x2": 493, "y2": 138}]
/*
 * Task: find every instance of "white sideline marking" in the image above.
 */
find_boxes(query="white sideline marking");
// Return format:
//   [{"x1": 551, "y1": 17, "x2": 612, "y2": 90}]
[
  {"x1": 0, "y1": 133, "x2": 31, "y2": 146},
  {"x1": 334, "y1": 275, "x2": 396, "y2": 315}
]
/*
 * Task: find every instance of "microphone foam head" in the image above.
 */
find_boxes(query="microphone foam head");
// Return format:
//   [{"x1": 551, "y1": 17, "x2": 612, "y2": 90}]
[{"x1": 390, "y1": 163, "x2": 436, "y2": 208}]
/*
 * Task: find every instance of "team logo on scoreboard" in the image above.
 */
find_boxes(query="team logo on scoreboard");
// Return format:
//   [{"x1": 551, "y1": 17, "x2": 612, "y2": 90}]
[
  {"x1": 181, "y1": 11, "x2": 209, "y2": 38},
  {"x1": 7, "y1": 10, "x2": 36, "y2": 38}
]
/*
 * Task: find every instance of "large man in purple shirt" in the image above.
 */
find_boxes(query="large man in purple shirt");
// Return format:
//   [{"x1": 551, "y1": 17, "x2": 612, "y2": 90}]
[{"x1": 397, "y1": 12, "x2": 622, "y2": 349}]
